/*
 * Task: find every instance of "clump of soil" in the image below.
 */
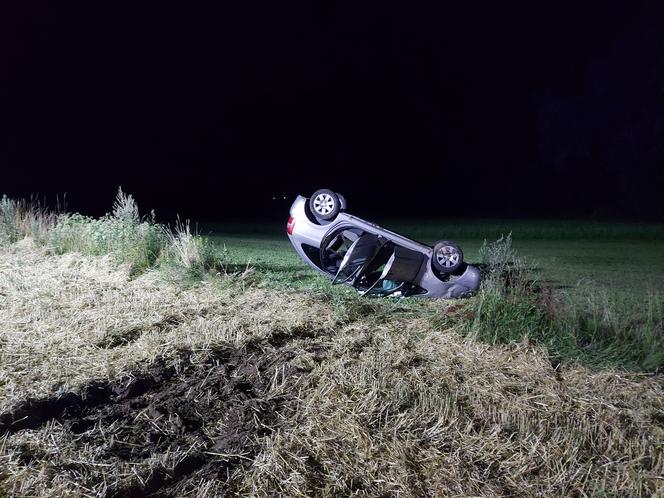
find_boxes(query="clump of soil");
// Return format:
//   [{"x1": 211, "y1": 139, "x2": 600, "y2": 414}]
[{"x1": 2, "y1": 341, "x2": 304, "y2": 497}]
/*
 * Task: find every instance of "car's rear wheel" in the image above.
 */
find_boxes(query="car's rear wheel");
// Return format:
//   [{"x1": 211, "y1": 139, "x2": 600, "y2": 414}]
[
  {"x1": 310, "y1": 189, "x2": 341, "y2": 220},
  {"x1": 432, "y1": 240, "x2": 463, "y2": 273}
]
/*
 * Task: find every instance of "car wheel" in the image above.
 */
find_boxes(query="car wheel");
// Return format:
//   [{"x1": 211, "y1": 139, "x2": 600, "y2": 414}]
[
  {"x1": 432, "y1": 240, "x2": 463, "y2": 273},
  {"x1": 310, "y1": 189, "x2": 341, "y2": 220}
]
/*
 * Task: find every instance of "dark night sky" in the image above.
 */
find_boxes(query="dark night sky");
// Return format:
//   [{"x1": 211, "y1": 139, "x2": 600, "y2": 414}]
[{"x1": 1, "y1": 1, "x2": 663, "y2": 223}]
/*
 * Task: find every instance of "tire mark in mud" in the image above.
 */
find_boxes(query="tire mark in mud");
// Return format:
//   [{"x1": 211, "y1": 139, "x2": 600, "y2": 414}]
[
  {"x1": 1, "y1": 340, "x2": 318, "y2": 497},
  {"x1": 0, "y1": 357, "x2": 179, "y2": 434},
  {"x1": 100, "y1": 343, "x2": 300, "y2": 497}
]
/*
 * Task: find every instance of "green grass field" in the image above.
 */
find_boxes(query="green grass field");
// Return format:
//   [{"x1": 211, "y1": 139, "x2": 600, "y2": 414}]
[{"x1": 208, "y1": 219, "x2": 664, "y2": 296}]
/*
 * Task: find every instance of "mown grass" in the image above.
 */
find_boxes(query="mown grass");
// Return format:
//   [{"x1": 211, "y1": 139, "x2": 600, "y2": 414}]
[
  {"x1": 204, "y1": 217, "x2": 664, "y2": 240},
  {"x1": 384, "y1": 218, "x2": 664, "y2": 241}
]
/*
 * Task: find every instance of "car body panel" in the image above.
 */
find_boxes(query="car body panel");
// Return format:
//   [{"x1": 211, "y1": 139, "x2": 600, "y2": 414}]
[{"x1": 287, "y1": 195, "x2": 481, "y2": 298}]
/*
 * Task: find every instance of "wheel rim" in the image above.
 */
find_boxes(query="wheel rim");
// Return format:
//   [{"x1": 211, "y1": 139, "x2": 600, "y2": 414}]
[
  {"x1": 313, "y1": 193, "x2": 335, "y2": 215},
  {"x1": 436, "y1": 246, "x2": 460, "y2": 268}
]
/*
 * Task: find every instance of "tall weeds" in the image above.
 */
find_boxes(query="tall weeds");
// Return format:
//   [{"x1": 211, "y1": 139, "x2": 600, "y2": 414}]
[
  {"x1": 462, "y1": 233, "x2": 663, "y2": 371},
  {"x1": 1, "y1": 188, "x2": 223, "y2": 277},
  {"x1": 0, "y1": 195, "x2": 56, "y2": 245},
  {"x1": 465, "y1": 233, "x2": 544, "y2": 344},
  {"x1": 49, "y1": 207, "x2": 166, "y2": 275},
  {"x1": 112, "y1": 187, "x2": 140, "y2": 222},
  {"x1": 161, "y1": 218, "x2": 222, "y2": 279}
]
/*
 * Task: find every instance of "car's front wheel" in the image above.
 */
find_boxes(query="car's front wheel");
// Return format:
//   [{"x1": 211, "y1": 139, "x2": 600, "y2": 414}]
[
  {"x1": 310, "y1": 189, "x2": 341, "y2": 220},
  {"x1": 432, "y1": 240, "x2": 463, "y2": 273}
]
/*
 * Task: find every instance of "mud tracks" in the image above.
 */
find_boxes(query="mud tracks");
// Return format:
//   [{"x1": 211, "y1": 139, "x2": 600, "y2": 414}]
[
  {"x1": 0, "y1": 357, "x2": 179, "y2": 435},
  {"x1": 1, "y1": 342, "x2": 307, "y2": 497}
]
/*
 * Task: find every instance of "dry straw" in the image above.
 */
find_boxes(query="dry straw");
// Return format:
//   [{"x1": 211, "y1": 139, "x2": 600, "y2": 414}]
[{"x1": 0, "y1": 241, "x2": 661, "y2": 497}]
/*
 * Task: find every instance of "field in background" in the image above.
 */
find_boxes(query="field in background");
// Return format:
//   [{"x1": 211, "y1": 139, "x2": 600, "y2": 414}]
[
  {"x1": 1, "y1": 200, "x2": 663, "y2": 497},
  {"x1": 208, "y1": 219, "x2": 664, "y2": 297}
]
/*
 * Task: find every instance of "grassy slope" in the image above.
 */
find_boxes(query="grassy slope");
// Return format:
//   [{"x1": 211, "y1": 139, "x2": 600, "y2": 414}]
[
  {"x1": 0, "y1": 241, "x2": 662, "y2": 497},
  {"x1": 1, "y1": 217, "x2": 663, "y2": 497}
]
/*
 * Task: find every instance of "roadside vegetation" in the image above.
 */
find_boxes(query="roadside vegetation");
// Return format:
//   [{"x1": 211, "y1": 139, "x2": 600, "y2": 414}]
[
  {"x1": 456, "y1": 234, "x2": 664, "y2": 371},
  {"x1": 0, "y1": 195, "x2": 55, "y2": 245},
  {"x1": 0, "y1": 191, "x2": 662, "y2": 497},
  {"x1": 0, "y1": 189, "x2": 222, "y2": 277}
]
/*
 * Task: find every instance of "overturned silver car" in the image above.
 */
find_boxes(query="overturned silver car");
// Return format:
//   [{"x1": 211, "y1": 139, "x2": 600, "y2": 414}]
[{"x1": 286, "y1": 189, "x2": 481, "y2": 298}]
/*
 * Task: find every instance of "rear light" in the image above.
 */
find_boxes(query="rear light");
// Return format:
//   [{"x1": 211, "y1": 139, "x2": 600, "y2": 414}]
[{"x1": 286, "y1": 216, "x2": 296, "y2": 235}]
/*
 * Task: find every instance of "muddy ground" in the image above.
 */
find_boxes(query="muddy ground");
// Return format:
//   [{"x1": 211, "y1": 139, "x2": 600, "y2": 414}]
[{"x1": 0, "y1": 341, "x2": 314, "y2": 497}]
